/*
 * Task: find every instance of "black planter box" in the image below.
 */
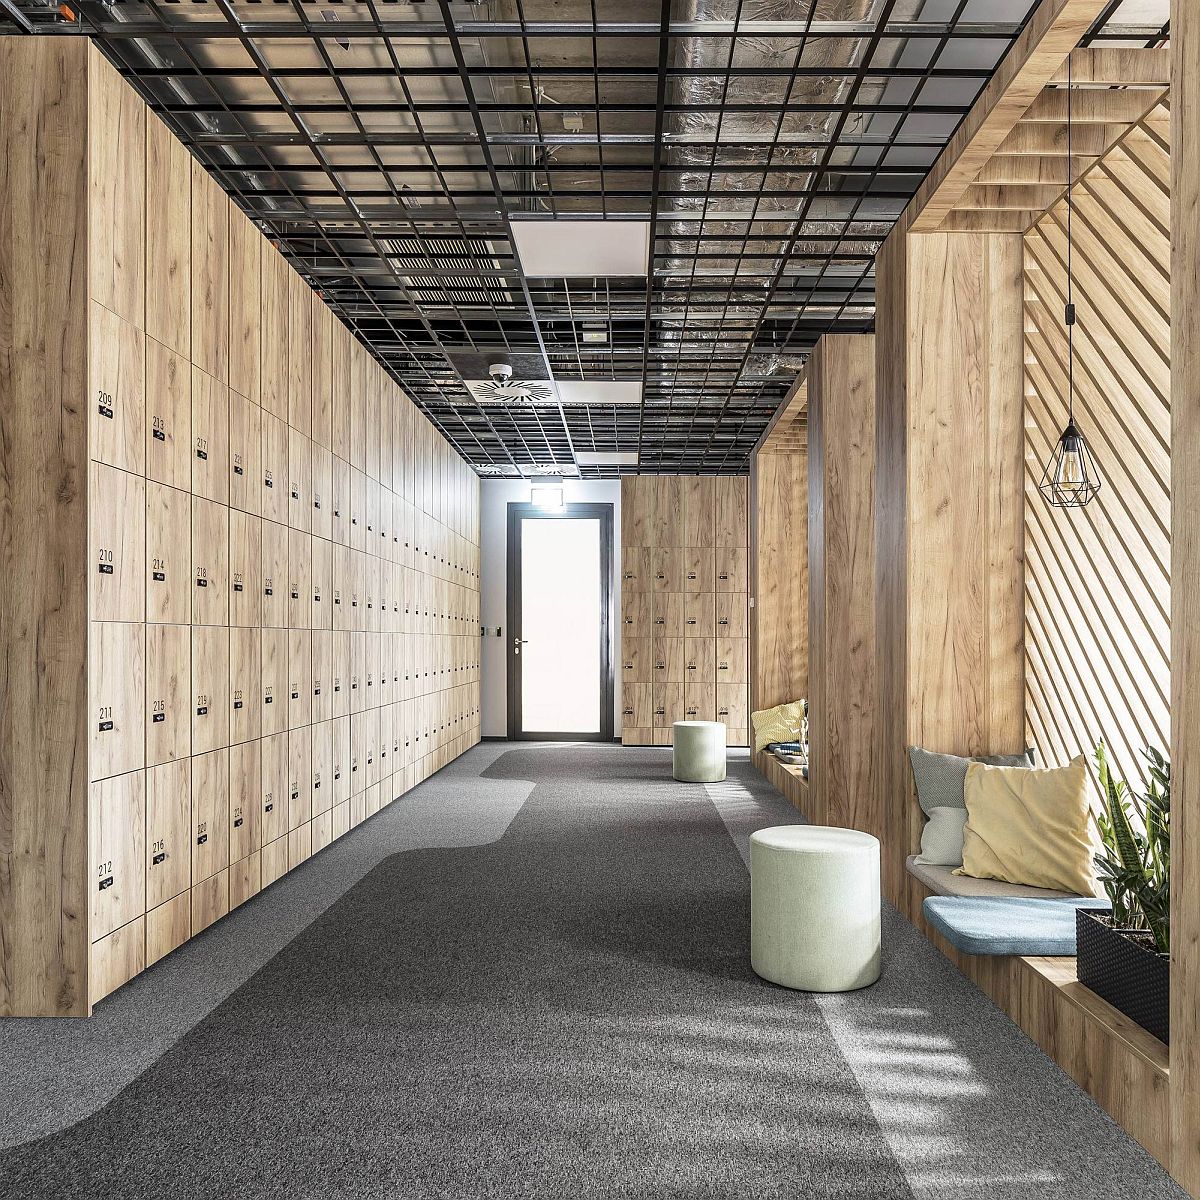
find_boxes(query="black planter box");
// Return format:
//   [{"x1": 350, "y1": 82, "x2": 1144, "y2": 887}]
[{"x1": 1076, "y1": 907, "x2": 1170, "y2": 1045}]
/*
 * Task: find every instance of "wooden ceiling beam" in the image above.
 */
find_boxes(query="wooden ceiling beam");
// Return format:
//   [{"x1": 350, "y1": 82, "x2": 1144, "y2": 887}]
[
  {"x1": 992, "y1": 121, "x2": 1126, "y2": 157},
  {"x1": 1050, "y1": 47, "x2": 1171, "y2": 85},
  {"x1": 1023, "y1": 87, "x2": 1166, "y2": 124},
  {"x1": 974, "y1": 155, "x2": 1093, "y2": 183},
  {"x1": 956, "y1": 183, "x2": 1067, "y2": 210}
]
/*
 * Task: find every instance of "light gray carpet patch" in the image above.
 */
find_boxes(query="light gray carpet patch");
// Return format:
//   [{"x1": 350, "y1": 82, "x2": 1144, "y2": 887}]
[
  {"x1": 704, "y1": 760, "x2": 1186, "y2": 1200},
  {"x1": 0, "y1": 742, "x2": 529, "y2": 1149}
]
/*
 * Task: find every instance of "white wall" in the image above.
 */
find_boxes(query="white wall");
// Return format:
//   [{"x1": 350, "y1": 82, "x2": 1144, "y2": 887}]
[{"x1": 479, "y1": 479, "x2": 623, "y2": 738}]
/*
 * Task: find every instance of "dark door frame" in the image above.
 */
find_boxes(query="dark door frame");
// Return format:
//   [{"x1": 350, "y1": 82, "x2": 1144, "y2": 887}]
[{"x1": 506, "y1": 501, "x2": 615, "y2": 741}]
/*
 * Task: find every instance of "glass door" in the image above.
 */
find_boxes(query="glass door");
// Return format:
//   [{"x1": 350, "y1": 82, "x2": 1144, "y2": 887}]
[{"x1": 506, "y1": 503, "x2": 614, "y2": 740}]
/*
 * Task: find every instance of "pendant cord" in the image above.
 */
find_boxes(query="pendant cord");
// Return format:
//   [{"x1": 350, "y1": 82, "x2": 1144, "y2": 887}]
[{"x1": 1066, "y1": 56, "x2": 1075, "y2": 425}]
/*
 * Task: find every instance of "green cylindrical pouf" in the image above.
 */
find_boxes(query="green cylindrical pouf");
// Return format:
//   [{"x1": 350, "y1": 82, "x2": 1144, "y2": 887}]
[
  {"x1": 672, "y1": 720, "x2": 727, "y2": 782},
  {"x1": 750, "y1": 825, "x2": 881, "y2": 992}
]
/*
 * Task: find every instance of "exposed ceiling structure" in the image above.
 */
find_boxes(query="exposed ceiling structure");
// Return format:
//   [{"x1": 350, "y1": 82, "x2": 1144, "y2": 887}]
[{"x1": 2, "y1": 0, "x2": 1171, "y2": 476}]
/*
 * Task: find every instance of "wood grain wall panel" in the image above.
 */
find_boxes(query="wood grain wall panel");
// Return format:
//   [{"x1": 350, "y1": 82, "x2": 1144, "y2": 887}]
[
  {"x1": 228, "y1": 208, "x2": 261, "y2": 404},
  {"x1": 145, "y1": 113, "x2": 191, "y2": 358},
  {"x1": 311, "y1": 300, "x2": 332, "y2": 451},
  {"x1": 288, "y1": 271, "x2": 312, "y2": 436},
  {"x1": 189, "y1": 162, "x2": 229, "y2": 384},
  {"x1": 260, "y1": 248, "x2": 289, "y2": 421}
]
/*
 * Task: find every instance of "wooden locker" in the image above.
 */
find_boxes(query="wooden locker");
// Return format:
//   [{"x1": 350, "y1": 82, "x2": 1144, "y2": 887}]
[
  {"x1": 229, "y1": 626, "x2": 262, "y2": 745},
  {"x1": 260, "y1": 518, "x2": 288, "y2": 629},
  {"x1": 684, "y1": 637, "x2": 715, "y2": 683},
  {"x1": 190, "y1": 160, "x2": 229, "y2": 383},
  {"x1": 191, "y1": 868, "x2": 229, "y2": 934},
  {"x1": 145, "y1": 892, "x2": 191, "y2": 968},
  {"x1": 229, "y1": 509, "x2": 262, "y2": 628},
  {"x1": 332, "y1": 631, "x2": 351, "y2": 720},
  {"x1": 716, "y1": 683, "x2": 748, "y2": 734},
  {"x1": 191, "y1": 367, "x2": 229, "y2": 504},
  {"x1": 145, "y1": 112, "x2": 191, "y2": 357},
  {"x1": 683, "y1": 591, "x2": 714, "y2": 639},
  {"x1": 191, "y1": 748, "x2": 229, "y2": 884},
  {"x1": 288, "y1": 529, "x2": 312, "y2": 630},
  {"x1": 90, "y1": 621, "x2": 145, "y2": 783},
  {"x1": 261, "y1": 628, "x2": 286, "y2": 739},
  {"x1": 653, "y1": 684, "x2": 685, "y2": 730},
  {"x1": 230, "y1": 852, "x2": 261, "y2": 910},
  {"x1": 260, "y1": 246, "x2": 289, "y2": 421},
  {"x1": 621, "y1": 637, "x2": 652, "y2": 686},
  {"x1": 651, "y1": 546, "x2": 681, "y2": 594},
  {"x1": 715, "y1": 637, "x2": 748, "y2": 685},
  {"x1": 350, "y1": 711, "x2": 370, "y2": 792},
  {"x1": 311, "y1": 444, "x2": 333, "y2": 543},
  {"x1": 331, "y1": 543, "x2": 350, "y2": 631},
  {"x1": 330, "y1": 323, "x2": 352, "y2": 463},
  {"x1": 228, "y1": 206, "x2": 261, "y2": 403},
  {"x1": 682, "y1": 476, "x2": 715, "y2": 548},
  {"x1": 288, "y1": 822, "x2": 312, "y2": 869},
  {"x1": 229, "y1": 737, "x2": 262, "y2": 863},
  {"x1": 685, "y1": 682, "x2": 716, "y2": 723},
  {"x1": 364, "y1": 371, "x2": 380, "y2": 483},
  {"x1": 228, "y1": 389, "x2": 261, "y2": 517},
  {"x1": 622, "y1": 682, "x2": 653, "y2": 729},
  {"x1": 260, "y1": 409, "x2": 289, "y2": 526},
  {"x1": 311, "y1": 719, "x2": 334, "y2": 816},
  {"x1": 651, "y1": 592, "x2": 684, "y2": 639},
  {"x1": 682, "y1": 547, "x2": 714, "y2": 594},
  {"x1": 191, "y1": 497, "x2": 229, "y2": 627},
  {"x1": 146, "y1": 481, "x2": 190, "y2": 625},
  {"x1": 311, "y1": 299, "x2": 332, "y2": 451},
  {"x1": 715, "y1": 592, "x2": 748, "y2": 639},
  {"x1": 90, "y1": 918, "x2": 145, "y2": 1006},
  {"x1": 145, "y1": 622, "x2": 190, "y2": 767},
  {"x1": 90, "y1": 302, "x2": 145, "y2": 475},
  {"x1": 350, "y1": 348, "x2": 368, "y2": 473},
  {"x1": 311, "y1": 630, "x2": 335, "y2": 724},
  {"x1": 287, "y1": 629, "x2": 312, "y2": 730},
  {"x1": 332, "y1": 714, "x2": 351, "y2": 806},
  {"x1": 145, "y1": 758, "x2": 190, "y2": 909},
  {"x1": 311, "y1": 537, "x2": 332, "y2": 631},
  {"x1": 90, "y1": 462, "x2": 145, "y2": 624},
  {"x1": 714, "y1": 476, "x2": 748, "y2": 548},
  {"x1": 349, "y1": 467, "x2": 368, "y2": 554},
  {"x1": 651, "y1": 477, "x2": 681, "y2": 548},
  {"x1": 330, "y1": 454, "x2": 350, "y2": 547},
  {"x1": 145, "y1": 338, "x2": 191, "y2": 490},
  {"x1": 715, "y1": 546, "x2": 747, "y2": 594},
  {"x1": 350, "y1": 632, "x2": 367, "y2": 715},
  {"x1": 652, "y1": 636, "x2": 684, "y2": 684},
  {"x1": 288, "y1": 428, "x2": 311, "y2": 534},
  {"x1": 191, "y1": 625, "x2": 230, "y2": 755},
  {"x1": 288, "y1": 728, "x2": 312, "y2": 830},
  {"x1": 261, "y1": 836, "x2": 288, "y2": 889},
  {"x1": 288, "y1": 271, "x2": 313, "y2": 436},
  {"x1": 621, "y1": 591, "x2": 651, "y2": 639},
  {"x1": 90, "y1": 52, "x2": 145, "y2": 328},
  {"x1": 89, "y1": 771, "x2": 145, "y2": 945},
  {"x1": 260, "y1": 730, "x2": 289, "y2": 846},
  {"x1": 621, "y1": 546, "x2": 650, "y2": 591},
  {"x1": 311, "y1": 808, "x2": 334, "y2": 855}
]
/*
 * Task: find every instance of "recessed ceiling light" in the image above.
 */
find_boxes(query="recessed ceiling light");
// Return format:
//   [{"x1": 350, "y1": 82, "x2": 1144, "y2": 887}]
[
  {"x1": 556, "y1": 381, "x2": 642, "y2": 407},
  {"x1": 576, "y1": 450, "x2": 639, "y2": 466},
  {"x1": 510, "y1": 219, "x2": 650, "y2": 278}
]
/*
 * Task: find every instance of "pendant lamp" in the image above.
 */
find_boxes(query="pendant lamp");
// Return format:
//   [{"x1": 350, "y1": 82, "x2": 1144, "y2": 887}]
[{"x1": 1038, "y1": 58, "x2": 1102, "y2": 509}]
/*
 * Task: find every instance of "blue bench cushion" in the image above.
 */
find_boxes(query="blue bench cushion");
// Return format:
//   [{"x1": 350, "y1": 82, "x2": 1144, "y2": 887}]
[{"x1": 923, "y1": 896, "x2": 1109, "y2": 957}]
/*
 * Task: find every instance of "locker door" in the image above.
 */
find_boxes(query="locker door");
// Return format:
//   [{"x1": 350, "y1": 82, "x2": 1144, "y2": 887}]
[
  {"x1": 685, "y1": 683, "x2": 716, "y2": 724},
  {"x1": 311, "y1": 719, "x2": 334, "y2": 817},
  {"x1": 350, "y1": 712, "x2": 368, "y2": 792},
  {"x1": 332, "y1": 631, "x2": 351, "y2": 719},
  {"x1": 715, "y1": 592, "x2": 748, "y2": 639},
  {"x1": 260, "y1": 731, "x2": 289, "y2": 846},
  {"x1": 230, "y1": 851, "x2": 261, "y2": 911},
  {"x1": 261, "y1": 836, "x2": 288, "y2": 889},
  {"x1": 684, "y1": 637, "x2": 715, "y2": 685},
  {"x1": 350, "y1": 632, "x2": 367, "y2": 715},
  {"x1": 620, "y1": 638, "x2": 651, "y2": 686},
  {"x1": 364, "y1": 708, "x2": 380, "y2": 787},
  {"x1": 621, "y1": 477, "x2": 653, "y2": 546},
  {"x1": 288, "y1": 271, "x2": 312, "y2": 436},
  {"x1": 90, "y1": 302, "x2": 145, "y2": 475},
  {"x1": 332, "y1": 714, "x2": 351, "y2": 806},
  {"x1": 714, "y1": 477, "x2": 748, "y2": 548},
  {"x1": 228, "y1": 206, "x2": 261, "y2": 404},
  {"x1": 288, "y1": 428, "x2": 312, "y2": 533},
  {"x1": 145, "y1": 112, "x2": 191, "y2": 357},
  {"x1": 191, "y1": 748, "x2": 230, "y2": 884},
  {"x1": 653, "y1": 637, "x2": 684, "y2": 683},
  {"x1": 89, "y1": 772, "x2": 146, "y2": 942},
  {"x1": 288, "y1": 822, "x2": 312, "y2": 870},
  {"x1": 330, "y1": 455, "x2": 350, "y2": 547},
  {"x1": 651, "y1": 478, "x2": 682, "y2": 548},
  {"x1": 288, "y1": 630, "x2": 312, "y2": 730},
  {"x1": 621, "y1": 547, "x2": 650, "y2": 592},
  {"x1": 228, "y1": 389, "x2": 261, "y2": 517},
  {"x1": 652, "y1": 593, "x2": 684, "y2": 639},
  {"x1": 311, "y1": 444, "x2": 333, "y2": 543},
  {"x1": 715, "y1": 547, "x2": 748, "y2": 593},
  {"x1": 90, "y1": 621, "x2": 145, "y2": 782},
  {"x1": 90, "y1": 462, "x2": 146, "y2": 624},
  {"x1": 229, "y1": 626, "x2": 262, "y2": 745},
  {"x1": 191, "y1": 625, "x2": 230, "y2": 755},
  {"x1": 146, "y1": 758, "x2": 190, "y2": 909},
  {"x1": 288, "y1": 529, "x2": 312, "y2": 630},
  {"x1": 716, "y1": 683, "x2": 749, "y2": 736},
  {"x1": 228, "y1": 509, "x2": 262, "y2": 629},
  {"x1": 146, "y1": 481, "x2": 190, "y2": 625},
  {"x1": 653, "y1": 684, "x2": 686, "y2": 731},
  {"x1": 621, "y1": 682, "x2": 652, "y2": 730},
  {"x1": 651, "y1": 547, "x2": 681, "y2": 594},
  {"x1": 311, "y1": 299, "x2": 332, "y2": 451},
  {"x1": 331, "y1": 325, "x2": 351, "y2": 462},
  {"x1": 190, "y1": 497, "x2": 229, "y2": 626},
  {"x1": 715, "y1": 637, "x2": 748, "y2": 685},
  {"x1": 683, "y1": 591, "x2": 714, "y2": 639},
  {"x1": 145, "y1": 339, "x2": 191, "y2": 490},
  {"x1": 312, "y1": 629, "x2": 334, "y2": 724},
  {"x1": 682, "y1": 476, "x2": 715, "y2": 549},
  {"x1": 288, "y1": 728, "x2": 312, "y2": 829},
  {"x1": 260, "y1": 409, "x2": 289, "y2": 526},
  {"x1": 190, "y1": 161, "x2": 230, "y2": 383},
  {"x1": 191, "y1": 367, "x2": 229, "y2": 504},
  {"x1": 260, "y1": 248, "x2": 290, "y2": 422},
  {"x1": 331, "y1": 543, "x2": 351, "y2": 631},
  {"x1": 350, "y1": 467, "x2": 367, "y2": 554},
  {"x1": 311, "y1": 536, "x2": 331, "y2": 630},
  {"x1": 261, "y1": 627, "x2": 287, "y2": 736},
  {"x1": 146, "y1": 622, "x2": 190, "y2": 767},
  {"x1": 682, "y1": 547, "x2": 714, "y2": 594},
  {"x1": 229, "y1": 738, "x2": 262, "y2": 863},
  {"x1": 260, "y1": 518, "x2": 288, "y2": 629}
]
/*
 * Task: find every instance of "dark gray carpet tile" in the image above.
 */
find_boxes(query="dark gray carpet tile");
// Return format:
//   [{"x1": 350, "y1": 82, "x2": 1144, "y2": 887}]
[
  {"x1": 0, "y1": 743, "x2": 530, "y2": 1149},
  {"x1": 0, "y1": 745, "x2": 914, "y2": 1200}
]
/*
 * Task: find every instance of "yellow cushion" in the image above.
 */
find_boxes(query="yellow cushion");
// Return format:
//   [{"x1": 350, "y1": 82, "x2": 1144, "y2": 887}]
[
  {"x1": 955, "y1": 757, "x2": 1099, "y2": 896},
  {"x1": 750, "y1": 701, "x2": 805, "y2": 753}
]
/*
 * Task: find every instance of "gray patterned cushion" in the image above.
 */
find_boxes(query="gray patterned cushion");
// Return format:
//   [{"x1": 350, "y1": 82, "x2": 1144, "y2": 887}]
[{"x1": 907, "y1": 745, "x2": 1036, "y2": 815}]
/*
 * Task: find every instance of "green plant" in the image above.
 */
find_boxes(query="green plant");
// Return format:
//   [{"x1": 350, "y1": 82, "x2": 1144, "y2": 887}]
[{"x1": 1094, "y1": 742, "x2": 1171, "y2": 954}]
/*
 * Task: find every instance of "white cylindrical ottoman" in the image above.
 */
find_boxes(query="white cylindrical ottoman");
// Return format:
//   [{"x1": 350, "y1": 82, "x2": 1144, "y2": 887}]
[
  {"x1": 750, "y1": 826, "x2": 881, "y2": 992},
  {"x1": 672, "y1": 721, "x2": 727, "y2": 782}
]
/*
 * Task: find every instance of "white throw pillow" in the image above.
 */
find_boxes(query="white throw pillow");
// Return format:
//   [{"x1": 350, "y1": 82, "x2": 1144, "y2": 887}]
[{"x1": 915, "y1": 806, "x2": 968, "y2": 867}]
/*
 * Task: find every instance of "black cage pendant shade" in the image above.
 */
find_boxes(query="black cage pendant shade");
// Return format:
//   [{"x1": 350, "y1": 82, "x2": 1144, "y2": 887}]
[{"x1": 1038, "y1": 59, "x2": 1102, "y2": 510}]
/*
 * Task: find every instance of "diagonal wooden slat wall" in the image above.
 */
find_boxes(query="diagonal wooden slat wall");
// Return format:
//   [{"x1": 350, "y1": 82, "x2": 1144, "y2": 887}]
[{"x1": 1022, "y1": 101, "x2": 1170, "y2": 783}]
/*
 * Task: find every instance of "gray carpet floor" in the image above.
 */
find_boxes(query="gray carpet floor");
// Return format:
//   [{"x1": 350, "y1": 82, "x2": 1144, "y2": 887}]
[{"x1": 0, "y1": 744, "x2": 1188, "y2": 1199}]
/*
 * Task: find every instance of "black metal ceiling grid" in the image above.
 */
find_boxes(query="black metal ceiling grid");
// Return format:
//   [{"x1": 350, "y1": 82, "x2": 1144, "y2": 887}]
[{"x1": 2, "y1": 0, "x2": 1169, "y2": 476}]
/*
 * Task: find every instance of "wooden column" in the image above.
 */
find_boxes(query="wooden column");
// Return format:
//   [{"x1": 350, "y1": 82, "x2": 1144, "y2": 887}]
[
  {"x1": 807, "y1": 335, "x2": 876, "y2": 834},
  {"x1": 874, "y1": 229, "x2": 1026, "y2": 907},
  {"x1": 1171, "y1": 0, "x2": 1200, "y2": 1188}
]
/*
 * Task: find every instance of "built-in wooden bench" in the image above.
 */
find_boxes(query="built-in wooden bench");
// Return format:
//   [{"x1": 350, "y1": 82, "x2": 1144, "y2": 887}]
[{"x1": 753, "y1": 749, "x2": 809, "y2": 813}]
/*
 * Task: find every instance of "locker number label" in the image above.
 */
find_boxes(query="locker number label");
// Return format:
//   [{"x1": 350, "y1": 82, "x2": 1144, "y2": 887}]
[{"x1": 97, "y1": 389, "x2": 114, "y2": 420}]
